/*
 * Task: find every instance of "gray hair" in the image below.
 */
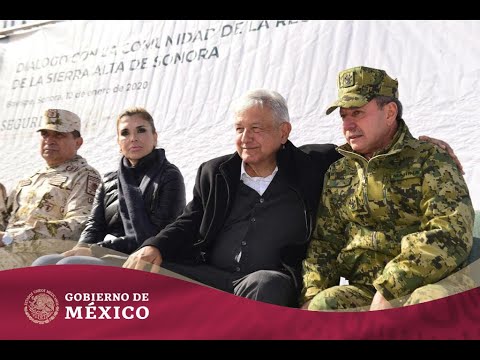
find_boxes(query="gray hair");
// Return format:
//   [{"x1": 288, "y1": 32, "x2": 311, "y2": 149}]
[
  {"x1": 374, "y1": 96, "x2": 403, "y2": 121},
  {"x1": 230, "y1": 88, "x2": 290, "y2": 125}
]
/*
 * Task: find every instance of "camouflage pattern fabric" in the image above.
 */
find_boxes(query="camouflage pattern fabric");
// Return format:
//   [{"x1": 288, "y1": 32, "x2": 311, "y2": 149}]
[
  {"x1": 40, "y1": 109, "x2": 81, "y2": 133},
  {"x1": 0, "y1": 239, "x2": 78, "y2": 270},
  {"x1": 0, "y1": 183, "x2": 7, "y2": 231},
  {"x1": 302, "y1": 119, "x2": 475, "y2": 308},
  {"x1": 326, "y1": 66, "x2": 399, "y2": 115},
  {"x1": 305, "y1": 269, "x2": 475, "y2": 311},
  {"x1": 403, "y1": 270, "x2": 475, "y2": 306},
  {"x1": 308, "y1": 284, "x2": 375, "y2": 311},
  {"x1": 3, "y1": 155, "x2": 101, "y2": 244}
]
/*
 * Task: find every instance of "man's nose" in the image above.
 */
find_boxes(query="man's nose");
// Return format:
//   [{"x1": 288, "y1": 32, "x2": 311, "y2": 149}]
[
  {"x1": 241, "y1": 128, "x2": 253, "y2": 142},
  {"x1": 343, "y1": 118, "x2": 356, "y2": 131},
  {"x1": 43, "y1": 135, "x2": 56, "y2": 143}
]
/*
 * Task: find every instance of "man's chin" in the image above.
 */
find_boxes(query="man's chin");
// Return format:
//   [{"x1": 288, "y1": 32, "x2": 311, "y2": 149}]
[
  {"x1": 348, "y1": 142, "x2": 363, "y2": 152},
  {"x1": 42, "y1": 154, "x2": 60, "y2": 164},
  {"x1": 242, "y1": 155, "x2": 259, "y2": 164}
]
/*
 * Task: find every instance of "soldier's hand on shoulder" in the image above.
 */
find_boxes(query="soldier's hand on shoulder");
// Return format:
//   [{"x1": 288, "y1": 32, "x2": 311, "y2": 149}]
[{"x1": 419, "y1": 135, "x2": 464, "y2": 175}]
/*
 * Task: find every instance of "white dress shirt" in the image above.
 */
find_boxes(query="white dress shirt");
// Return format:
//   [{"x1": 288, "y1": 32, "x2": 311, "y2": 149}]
[{"x1": 240, "y1": 162, "x2": 278, "y2": 196}]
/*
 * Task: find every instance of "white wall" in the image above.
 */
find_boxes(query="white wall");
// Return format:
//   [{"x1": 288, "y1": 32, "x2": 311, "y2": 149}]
[{"x1": 0, "y1": 20, "x2": 479, "y2": 209}]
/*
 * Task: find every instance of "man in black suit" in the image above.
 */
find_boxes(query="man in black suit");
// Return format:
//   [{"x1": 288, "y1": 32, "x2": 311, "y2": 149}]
[{"x1": 123, "y1": 88, "x2": 340, "y2": 307}]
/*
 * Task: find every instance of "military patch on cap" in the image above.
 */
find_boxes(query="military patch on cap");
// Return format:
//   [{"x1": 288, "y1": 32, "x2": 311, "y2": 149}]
[
  {"x1": 38, "y1": 109, "x2": 81, "y2": 133},
  {"x1": 325, "y1": 66, "x2": 399, "y2": 115},
  {"x1": 49, "y1": 175, "x2": 68, "y2": 187},
  {"x1": 86, "y1": 175, "x2": 100, "y2": 196},
  {"x1": 46, "y1": 109, "x2": 60, "y2": 121},
  {"x1": 340, "y1": 71, "x2": 355, "y2": 88}
]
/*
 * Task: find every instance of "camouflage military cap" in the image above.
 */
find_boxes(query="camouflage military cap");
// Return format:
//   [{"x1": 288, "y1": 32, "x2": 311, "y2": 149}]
[
  {"x1": 38, "y1": 109, "x2": 81, "y2": 133},
  {"x1": 325, "y1": 66, "x2": 399, "y2": 115}
]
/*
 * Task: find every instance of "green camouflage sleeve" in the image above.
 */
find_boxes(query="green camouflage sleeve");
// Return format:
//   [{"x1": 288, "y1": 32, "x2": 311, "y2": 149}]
[
  {"x1": 301, "y1": 171, "x2": 347, "y2": 304},
  {"x1": 7, "y1": 169, "x2": 101, "y2": 242},
  {"x1": 373, "y1": 147, "x2": 475, "y2": 301}
]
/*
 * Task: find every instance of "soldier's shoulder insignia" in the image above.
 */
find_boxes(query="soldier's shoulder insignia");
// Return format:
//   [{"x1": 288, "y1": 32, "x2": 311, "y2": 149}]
[
  {"x1": 65, "y1": 165, "x2": 79, "y2": 172},
  {"x1": 86, "y1": 175, "x2": 100, "y2": 196},
  {"x1": 18, "y1": 179, "x2": 32, "y2": 187},
  {"x1": 49, "y1": 175, "x2": 68, "y2": 187}
]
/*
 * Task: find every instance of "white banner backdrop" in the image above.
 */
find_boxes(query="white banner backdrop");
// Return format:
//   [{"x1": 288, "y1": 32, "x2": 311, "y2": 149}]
[{"x1": 0, "y1": 20, "x2": 479, "y2": 209}]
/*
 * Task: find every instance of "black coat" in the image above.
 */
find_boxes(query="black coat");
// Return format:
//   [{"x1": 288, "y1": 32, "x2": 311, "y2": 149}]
[
  {"x1": 142, "y1": 141, "x2": 341, "y2": 283},
  {"x1": 79, "y1": 149, "x2": 186, "y2": 254}
]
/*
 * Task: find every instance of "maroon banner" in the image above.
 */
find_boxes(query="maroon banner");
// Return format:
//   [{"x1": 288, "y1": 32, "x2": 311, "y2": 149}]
[{"x1": 1, "y1": 265, "x2": 479, "y2": 340}]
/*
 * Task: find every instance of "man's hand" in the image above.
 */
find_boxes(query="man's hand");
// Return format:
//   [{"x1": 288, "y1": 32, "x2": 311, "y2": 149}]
[
  {"x1": 122, "y1": 246, "x2": 163, "y2": 271},
  {"x1": 419, "y1": 135, "x2": 464, "y2": 175},
  {"x1": 301, "y1": 300, "x2": 311, "y2": 310},
  {"x1": 0, "y1": 232, "x2": 4, "y2": 247},
  {"x1": 61, "y1": 247, "x2": 92, "y2": 257},
  {"x1": 370, "y1": 291, "x2": 393, "y2": 311}
]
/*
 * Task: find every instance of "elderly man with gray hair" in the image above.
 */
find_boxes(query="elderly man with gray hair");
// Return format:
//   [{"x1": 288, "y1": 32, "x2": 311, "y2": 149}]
[{"x1": 123, "y1": 88, "x2": 340, "y2": 307}]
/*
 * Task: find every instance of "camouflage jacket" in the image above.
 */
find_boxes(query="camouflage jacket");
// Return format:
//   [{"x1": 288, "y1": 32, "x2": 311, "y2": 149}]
[
  {"x1": 4, "y1": 155, "x2": 101, "y2": 242},
  {"x1": 302, "y1": 120, "x2": 474, "y2": 303},
  {"x1": 0, "y1": 183, "x2": 6, "y2": 231}
]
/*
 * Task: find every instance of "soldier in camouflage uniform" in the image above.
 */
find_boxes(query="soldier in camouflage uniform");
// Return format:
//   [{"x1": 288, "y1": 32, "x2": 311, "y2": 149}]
[
  {"x1": 0, "y1": 183, "x2": 6, "y2": 231},
  {"x1": 0, "y1": 109, "x2": 101, "y2": 269},
  {"x1": 301, "y1": 66, "x2": 475, "y2": 311}
]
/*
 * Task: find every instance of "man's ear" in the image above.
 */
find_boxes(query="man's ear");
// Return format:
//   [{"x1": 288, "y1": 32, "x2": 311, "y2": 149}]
[
  {"x1": 75, "y1": 136, "x2": 84, "y2": 150},
  {"x1": 280, "y1": 122, "x2": 292, "y2": 143},
  {"x1": 386, "y1": 102, "x2": 398, "y2": 126}
]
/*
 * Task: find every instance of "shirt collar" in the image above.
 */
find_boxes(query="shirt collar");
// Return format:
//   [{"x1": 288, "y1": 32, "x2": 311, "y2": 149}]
[{"x1": 240, "y1": 161, "x2": 278, "y2": 181}]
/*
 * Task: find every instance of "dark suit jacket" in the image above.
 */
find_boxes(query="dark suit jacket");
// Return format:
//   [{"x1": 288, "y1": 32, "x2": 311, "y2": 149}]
[
  {"x1": 79, "y1": 149, "x2": 186, "y2": 254},
  {"x1": 142, "y1": 140, "x2": 341, "y2": 283}
]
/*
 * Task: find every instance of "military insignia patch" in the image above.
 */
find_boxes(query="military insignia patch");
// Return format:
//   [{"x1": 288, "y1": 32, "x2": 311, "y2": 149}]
[
  {"x1": 340, "y1": 71, "x2": 355, "y2": 88},
  {"x1": 18, "y1": 179, "x2": 32, "y2": 187},
  {"x1": 45, "y1": 109, "x2": 62, "y2": 125},
  {"x1": 46, "y1": 109, "x2": 58, "y2": 118},
  {"x1": 65, "y1": 165, "x2": 79, "y2": 172},
  {"x1": 86, "y1": 175, "x2": 100, "y2": 196},
  {"x1": 49, "y1": 175, "x2": 68, "y2": 187}
]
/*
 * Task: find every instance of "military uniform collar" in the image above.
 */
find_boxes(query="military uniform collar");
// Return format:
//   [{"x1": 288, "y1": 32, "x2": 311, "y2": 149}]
[
  {"x1": 338, "y1": 119, "x2": 412, "y2": 160},
  {"x1": 45, "y1": 154, "x2": 84, "y2": 171}
]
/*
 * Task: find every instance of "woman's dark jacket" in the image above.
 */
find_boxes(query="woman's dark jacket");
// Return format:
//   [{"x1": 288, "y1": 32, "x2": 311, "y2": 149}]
[
  {"x1": 141, "y1": 140, "x2": 341, "y2": 285},
  {"x1": 79, "y1": 148, "x2": 186, "y2": 254}
]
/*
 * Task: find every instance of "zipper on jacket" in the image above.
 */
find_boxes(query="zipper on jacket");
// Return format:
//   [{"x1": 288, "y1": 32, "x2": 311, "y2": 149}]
[
  {"x1": 363, "y1": 172, "x2": 371, "y2": 214},
  {"x1": 150, "y1": 189, "x2": 157, "y2": 213},
  {"x1": 383, "y1": 184, "x2": 388, "y2": 206},
  {"x1": 198, "y1": 169, "x2": 231, "y2": 247},
  {"x1": 289, "y1": 185, "x2": 310, "y2": 243}
]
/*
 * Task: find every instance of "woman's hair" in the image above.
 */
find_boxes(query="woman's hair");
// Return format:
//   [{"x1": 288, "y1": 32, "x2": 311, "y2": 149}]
[
  {"x1": 230, "y1": 88, "x2": 290, "y2": 125},
  {"x1": 116, "y1": 107, "x2": 157, "y2": 134}
]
